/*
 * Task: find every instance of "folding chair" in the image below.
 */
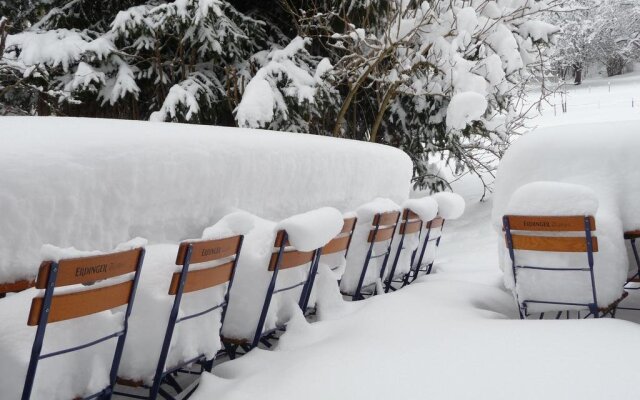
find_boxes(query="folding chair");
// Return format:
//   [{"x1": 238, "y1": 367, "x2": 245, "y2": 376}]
[
  {"x1": 352, "y1": 211, "x2": 401, "y2": 301},
  {"x1": 384, "y1": 209, "x2": 423, "y2": 293},
  {"x1": 323, "y1": 217, "x2": 357, "y2": 277},
  {"x1": 405, "y1": 216, "x2": 445, "y2": 284},
  {"x1": 222, "y1": 230, "x2": 322, "y2": 359},
  {"x1": 503, "y1": 215, "x2": 626, "y2": 319},
  {"x1": 0, "y1": 278, "x2": 35, "y2": 298},
  {"x1": 22, "y1": 248, "x2": 145, "y2": 400},
  {"x1": 624, "y1": 230, "x2": 640, "y2": 284},
  {"x1": 618, "y1": 230, "x2": 640, "y2": 312},
  {"x1": 115, "y1": 235, "x2": 243, "y2": 400}
]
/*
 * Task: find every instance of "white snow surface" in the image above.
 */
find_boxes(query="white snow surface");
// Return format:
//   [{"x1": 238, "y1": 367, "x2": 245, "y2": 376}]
[
  {"x1": 446, "y1": 92, "x2": 488, "y2": 130},
  {"x1": 403, "y1": 196, "x2": 438, "y2": 222},
  {"x1": 276, "y1": 207, "x2": 343, "y2": 252},
  {"x1": 432, "y1": 192, "x2": 466, "y2": 219},
  {"x1": 506, "y1": 181, "x2": 599, "y2": 216},
  {"x1": 493, "y1": 122, "x2": 638, "y2": 311},
  {"x1": 0, "y1": 116, "x2": 412, "y2": 283}
]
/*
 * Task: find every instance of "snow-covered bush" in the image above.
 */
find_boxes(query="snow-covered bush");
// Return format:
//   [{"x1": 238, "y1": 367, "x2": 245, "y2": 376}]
[{"x1": 1, "y1": 0, "x2": 560, "y2": 190}]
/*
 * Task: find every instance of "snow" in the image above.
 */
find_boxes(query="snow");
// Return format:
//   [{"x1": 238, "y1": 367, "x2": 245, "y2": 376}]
[
  {"x1": 446, "y1": 92, "x2": 488, "y2": 130},
  {"x1": 432, "y1": 192, "x2": 466, "y2": 220},
  {"x1": 192, "y1": 266, "x2": 640, "y2": 400},
  {"x1": 276, "y1": 207, "x2": 343, "y2": 252},
  {"x1": 403, "y1": 196, "x2": 438, "y2": 222},
  {"x1": 518, "y1": 21, "x2": 560, "y2": 43},
  {"x1": 492, "y1": 121, "x2": 640, "y2": 311},
  {"x1": 0, "y1": 116, "x2": 412, "y2": 283}
]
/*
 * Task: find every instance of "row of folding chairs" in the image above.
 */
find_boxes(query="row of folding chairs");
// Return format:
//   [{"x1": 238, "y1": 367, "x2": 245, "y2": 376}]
[
  {"x1": 4, "y1": 209, "x2": 447, "y2": 400},
  {"x1": 503, "y1": 214, "x2": 630, "y2": 319}
]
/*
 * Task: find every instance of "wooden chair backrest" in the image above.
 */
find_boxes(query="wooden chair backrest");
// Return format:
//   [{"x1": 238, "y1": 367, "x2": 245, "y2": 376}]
[
  {"x1": 504, "y1": 215, "x2": 598, "y2": 253},
  {"x1": 323, "y1": 217, "x2": 357, "y2": 255},
  {"x1": 169, "y1": 235, "x2": 243, "y2": 295},
  {"x1": 368, "y1": 211, "x2": 401, "y2": 243},
  {"x1": 399, "y1": 209, "x2": 422, "y2": 235},
  {"x1": 269, "y1": 230, "x2": 316, "y2": 271},
  {"x1": 0, "y1": 279, "x2": 35, "y2": 297},
  {"x1": 28, "y1": 248, "x2": 144, "y2": 326}
]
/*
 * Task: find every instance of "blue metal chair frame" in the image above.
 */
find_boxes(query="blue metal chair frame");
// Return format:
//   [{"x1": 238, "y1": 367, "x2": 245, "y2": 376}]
[
  {"x1": 352, "y1": 212, "x2": 400, "y2": 301},
  {"x1": 503, "y1": 215, "x2": 603, "y2": 319},
  {"x1": 405, "y1": 217, "x2": 445, "y2": 285},
  {"x1": 223, "y1": 231, "x2": 322, "y2": 359},
  {"x1": 116, "y1": 237, "x2": 243, "y2": 400},
  {"x1": 22, "y1": 249, "x2": 146, "y2": 400},
  {"x1": 618, "y1": 231, "x2": 640, "y2": 312},
  {"x1": 385, "y1": 210, "x2": 422, "y2": 293}
]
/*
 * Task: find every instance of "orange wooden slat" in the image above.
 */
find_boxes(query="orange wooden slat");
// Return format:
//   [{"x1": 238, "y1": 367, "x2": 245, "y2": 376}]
[
  {"x1": 268, "y1": 250, "x2": 315, "y2": 271},
  {"x1": 400, "y1": 220, "x2": 422, "y2": 235},
  {"x1": 273, "y1": 230, "x2": 289, "y2": 248},
  {"x1": 510, "y1": 234, "x2": 598, "y2": 253},
  {"x1": 373, "y1": 212, "x2": 400, "y2": 226},
  {"x1": 429, "y1": 217, "x2": 444, "y2": 229},
  {"x1": 341, "y1": 217, "x2": 357, "y2": 234},
  {"x1": 28, "y1": 280, "x2": 133, "y2": 326},
  {"x1": 624, "y1": 230, "x2": 640, "y2": 240},
  {"x1": 506, "y1": 216, "x2": 595, "y2": 232},
  {"x1": 0, "y1": 279, "x2": 35, "y2": 294},
  {"x1": 368, "y1": 226, "x2": 395, "y2": 243},
  {"x1": 176, "y1": 235, "x2": 241, "y2": 265},
  {"x1": 402, "y1": 209, "x2": 420, "y2": 221},
  {"x1": 36, "y1": 249, "x2": 143, "y2": 289},
  {"x1": 168, "y1": 260, "x2": 234, "y2": 295},
  {"x1": 323, "y1": 235, "x2": 351, "y2": 255}
]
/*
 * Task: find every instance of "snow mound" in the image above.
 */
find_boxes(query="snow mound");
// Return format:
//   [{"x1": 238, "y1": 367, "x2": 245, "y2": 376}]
[
  {"x1": 506, "y1": 181, "x2": 599, "y2": 216},
  {"x1": 0, "y1": 116, "x2": 412, "y2": 283},
  {"x1": 403, "y1": 197, "x2": 438, "y2": 222},
  {"x1": 493, "y1": 121, "x2": 637, "y2": 311},
  {"x1": 432, "y1": 192, "x2": 465, "y2": 219},
  {"x1": 276, "y1": 207, "x2": 343, "y2": 252}
]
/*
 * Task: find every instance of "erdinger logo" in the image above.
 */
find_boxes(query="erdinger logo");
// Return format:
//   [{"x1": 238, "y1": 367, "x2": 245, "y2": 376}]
[
  {"x1": 202, "y1": 247, "x2": 223, "y2": 257},
  {"x1": 523, "y1": 221, "x2": 551, "y2": 228},
  {"x1": 75, "y1": 264, "x2": 108, "y2": 277}
]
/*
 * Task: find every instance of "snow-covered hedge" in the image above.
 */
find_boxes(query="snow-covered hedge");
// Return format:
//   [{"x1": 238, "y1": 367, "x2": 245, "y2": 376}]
[
  {"x1": 0, "y1": 116, "x2": 412, "y2": 282},
  {"x1": 492, "y1": 121, "x2": 639, "y2": 311}
]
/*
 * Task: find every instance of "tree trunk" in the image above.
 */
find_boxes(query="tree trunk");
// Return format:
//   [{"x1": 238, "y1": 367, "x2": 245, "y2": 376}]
[{"x1": 573, "y1": 64, "x2": 582, "y2": 85}]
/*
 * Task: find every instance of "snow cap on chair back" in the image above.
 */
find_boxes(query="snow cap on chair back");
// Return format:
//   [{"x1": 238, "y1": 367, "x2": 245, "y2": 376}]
[
  {"x1": 432, "y1": 192, "x2": 465, "y2": 220},
  {"x1": 277, "y1": 207, "x2": 343, "y2": 252},
  {"x1": 403, "y1": 197, "x2": 438, "y2": 222},
  {"x1": 506, "y1": 181, "x2": 598, "y2": 216}
]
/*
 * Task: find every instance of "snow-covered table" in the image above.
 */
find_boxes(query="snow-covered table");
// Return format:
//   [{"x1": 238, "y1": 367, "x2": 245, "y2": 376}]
[
  {"x1": 492, "y1": 120, "x2": 640, "y2": 311},
  {"x1": 0, "y1": 116, "x2": 412, "y2": 283}
]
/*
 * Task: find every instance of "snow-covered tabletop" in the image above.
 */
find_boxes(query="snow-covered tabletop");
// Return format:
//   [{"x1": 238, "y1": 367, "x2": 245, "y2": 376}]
[
  {"x1": 492, "y1": 121, "x2": 640, "y2": 311},
  {"x1": 0, "y1": 116, "x2": 412, "y2": 283}
]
